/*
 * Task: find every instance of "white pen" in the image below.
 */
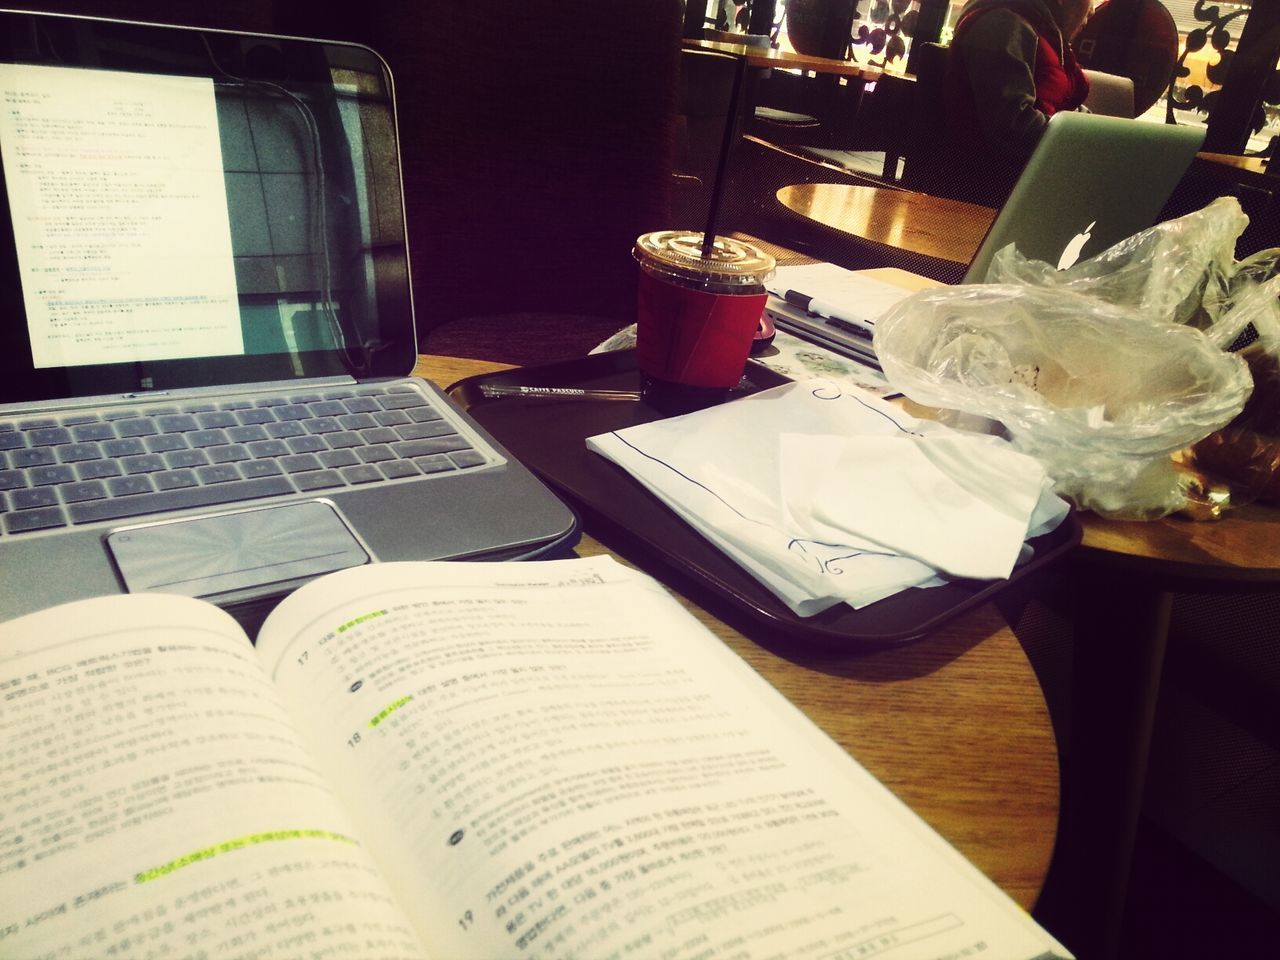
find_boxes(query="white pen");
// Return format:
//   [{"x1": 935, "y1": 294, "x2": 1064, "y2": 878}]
[
  {"x1": 781, "y1": 290, "x2": 876, "y2": 341},
  {"x1": 478, "y1": 384, "x2": 641, "y2": 401}
]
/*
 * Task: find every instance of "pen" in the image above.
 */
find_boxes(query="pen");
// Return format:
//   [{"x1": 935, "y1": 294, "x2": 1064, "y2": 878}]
[
  {"x1": 479, "y1": 384, "x2": 641, "y2": 401},
  {"x1": 782, "y1": 289, "x2": 877, "y2": 338}
]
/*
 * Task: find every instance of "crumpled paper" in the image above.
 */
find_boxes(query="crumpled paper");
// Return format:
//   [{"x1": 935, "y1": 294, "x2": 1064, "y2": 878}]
[{"x1": 587, "y1": 379, "x2": 1069, "y2": 616}]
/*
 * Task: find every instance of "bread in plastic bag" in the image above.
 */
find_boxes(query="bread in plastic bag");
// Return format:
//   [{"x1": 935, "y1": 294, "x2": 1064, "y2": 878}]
[
  {"x1": 1191, "y1": 339, "x2": 1280, "y2": 503},
  {"x1": 874, "y1": 283, "x2": 1253, "y2": 519},
  {"x1": 1188, "y1": 244, "x2": 1280, "y2": 504}
]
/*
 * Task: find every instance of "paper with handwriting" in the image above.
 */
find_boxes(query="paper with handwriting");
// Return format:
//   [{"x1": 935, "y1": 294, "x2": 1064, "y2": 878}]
[{"x1": 587, "y1": 379, "x2": 1069, "y2": 616}]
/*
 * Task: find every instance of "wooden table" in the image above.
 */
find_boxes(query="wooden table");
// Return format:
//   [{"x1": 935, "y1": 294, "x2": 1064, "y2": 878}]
[
  {"x1": 1198, "y1": 150, "x2": 1272, "y2": 177},
  {"x1": 683, "y1": 37, "x2": 881, "y2": 80},
  {"x1": 1080, "y1": 504, "x2": 1280, "y2": 580},
  {"x1": 416, "y1": 353, "x2": 1060, "y2": 911},
  {"x1": 776, "y1": 182, "x2": 997, "y2": 265}
]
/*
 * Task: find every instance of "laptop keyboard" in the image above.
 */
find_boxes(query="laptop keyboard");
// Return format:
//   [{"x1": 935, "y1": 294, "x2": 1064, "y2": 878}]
[{"x1": 0, "y1": 383, "x2": 494, "y2": 536}]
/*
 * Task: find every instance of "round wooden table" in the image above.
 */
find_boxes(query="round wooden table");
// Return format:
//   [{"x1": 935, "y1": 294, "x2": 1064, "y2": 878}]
[
  {"x1": 1080, "y1": 503, "x2": 1280, "y2": 582},
  {"x1": 418, "y1": 353, "x2": 1060, "y2": 911},
  {"x1": 776, "y1": 182, "x2": 997, "y2": 265}
]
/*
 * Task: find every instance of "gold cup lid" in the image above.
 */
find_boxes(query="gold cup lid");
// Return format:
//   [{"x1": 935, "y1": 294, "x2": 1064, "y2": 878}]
[{"x1": 633, "y1": 231, "x2": 775, "y2": 287}]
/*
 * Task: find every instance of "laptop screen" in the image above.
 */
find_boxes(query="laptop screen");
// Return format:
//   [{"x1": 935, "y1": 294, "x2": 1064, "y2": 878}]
[
  {"x1": 961, "y1": 111, "x2": 1206, "y2": 284},
  {"x1": 0, "y1": 10, "x2": 414, "y2": 406}
]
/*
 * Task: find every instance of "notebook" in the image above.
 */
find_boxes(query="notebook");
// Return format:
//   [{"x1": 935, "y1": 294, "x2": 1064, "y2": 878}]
[
  {"x1": 762, "y1": 264, "x2": 903, "y2": 370},
  {"x1": 963, "y1": 110, "x2": 1206, "y2": 282},
  {"x1": 0, "y1": 10, "x2": 578, "y2": 626}
]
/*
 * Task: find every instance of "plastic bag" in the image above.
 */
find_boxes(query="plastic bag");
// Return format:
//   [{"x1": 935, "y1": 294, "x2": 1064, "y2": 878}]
[
  {"x1": 879, "y1": 197, "x2": 1278, "y2": 518},
  {"x1": 1202, "y1": 245, "x2": 1280, "y2": 347},
  {"x1": 1188, "y1": 248, "x2": 1280, "y2": 503},
  {"x1": 874, "y1": 284, "x2": 1253, "y2": 519}
]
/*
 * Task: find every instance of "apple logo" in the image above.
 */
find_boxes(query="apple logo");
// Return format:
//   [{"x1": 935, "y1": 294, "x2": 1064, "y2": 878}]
[{"x1": 1057, "y1": 221, "x2": 1095, "y2": 270}]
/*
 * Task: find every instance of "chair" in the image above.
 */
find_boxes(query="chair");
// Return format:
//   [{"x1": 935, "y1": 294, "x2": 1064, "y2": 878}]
[
  {"x1": 675, "y1": 47, "x2": 742, "y2": 204},
  {"x1": 747, "y1": 69, "x2": 855, "y2": 149},
  {"x1": 882, "y1": 41, "x2": 951, "y2": 192},
  {"x1": 813, "y1": 41, "x2": 951, "y2": 189},
  {"x1": 877, "y1": 40, "x2": 1030, "y2": 207},
  {"x1": 1074, "y1": 0, "x2": 1179, "y2": 116}
]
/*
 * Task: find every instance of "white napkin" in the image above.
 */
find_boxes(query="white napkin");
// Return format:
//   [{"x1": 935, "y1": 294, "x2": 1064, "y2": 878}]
[
  {"x1": 586, "y1": 379, "x2": 1068, "y2": 616},
  {"x1": 782, "y1": 431, "x2": 1059, "y2": 580}
]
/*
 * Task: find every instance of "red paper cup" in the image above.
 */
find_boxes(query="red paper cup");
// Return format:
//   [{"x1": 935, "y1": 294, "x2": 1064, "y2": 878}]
[{"x1": 633, "y1": 231, "x2": 775, "y2": 413}]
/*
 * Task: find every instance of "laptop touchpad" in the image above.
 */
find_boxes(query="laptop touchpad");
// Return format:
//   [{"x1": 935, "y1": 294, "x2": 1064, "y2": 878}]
[{"x1": 107, "y1": 500, "x2": 371, "y2": 601}]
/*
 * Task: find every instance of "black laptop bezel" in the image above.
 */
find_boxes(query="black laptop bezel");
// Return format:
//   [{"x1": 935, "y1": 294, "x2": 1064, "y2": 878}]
[{"x1": 0, "y1": 9, "x2": 416, "y2": 407}]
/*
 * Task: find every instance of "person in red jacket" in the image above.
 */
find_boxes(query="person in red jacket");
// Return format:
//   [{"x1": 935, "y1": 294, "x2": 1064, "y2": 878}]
[{"x1": 941, "y1": 0, "x2": 1093, "y2": 203}]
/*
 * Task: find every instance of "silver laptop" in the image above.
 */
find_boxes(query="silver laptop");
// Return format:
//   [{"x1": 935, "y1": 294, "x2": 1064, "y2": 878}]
[
  {"x1": 0, "y1": 10, "x2": 577, "y2": 625},
  {"x1": 963, "y1": 111, "x2": 1206, "y2": 283},
  {"x1": 759, "y1": 112, "x2": 1204, "y2": 367}
]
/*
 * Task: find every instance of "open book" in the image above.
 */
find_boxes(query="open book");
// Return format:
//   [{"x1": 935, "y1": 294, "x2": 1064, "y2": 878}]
[{"x1": 0, "y1": 557, "x2": 1069, "y2": 959}]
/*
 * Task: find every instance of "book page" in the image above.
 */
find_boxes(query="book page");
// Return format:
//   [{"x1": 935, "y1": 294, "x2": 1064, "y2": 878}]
[
  {"x1": 0, "y1": 593, "x2": 425, "y2": 960},
  {"x1": 256, "y1": 557, "x2": 1068, "y2": 960}
]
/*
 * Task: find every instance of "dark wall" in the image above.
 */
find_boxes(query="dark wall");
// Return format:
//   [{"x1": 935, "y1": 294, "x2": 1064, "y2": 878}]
[
  {"x1": 283, "y1": 1, "x2": 682, "y2": 329},
  {"x1": 0, "y1": 0, "x2": 275, "y2": 31}
]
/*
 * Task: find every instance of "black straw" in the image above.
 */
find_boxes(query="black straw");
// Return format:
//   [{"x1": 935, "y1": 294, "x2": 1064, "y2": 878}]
[{"x1": 701, "y1": 53, "x2": 749, "y2": 259}]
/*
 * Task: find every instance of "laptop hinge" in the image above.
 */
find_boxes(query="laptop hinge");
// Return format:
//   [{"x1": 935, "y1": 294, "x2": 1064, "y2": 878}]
[{"x1": 1, "y1": 376, "x2": 365, "y2": 418}]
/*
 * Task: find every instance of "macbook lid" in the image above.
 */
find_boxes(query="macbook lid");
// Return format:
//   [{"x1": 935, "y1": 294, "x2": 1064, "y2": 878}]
[{"x1": 964, "y1": 111, "x2": 1206, "y2": 283}]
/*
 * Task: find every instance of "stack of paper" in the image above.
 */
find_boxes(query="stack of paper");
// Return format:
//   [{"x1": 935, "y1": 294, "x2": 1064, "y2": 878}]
[
  {"x1": 587, "y1": 379, "x2": 1069, "y2": 617},
  {"x1": 763, "y1": 263, "x2": 916, "y2": 368}
]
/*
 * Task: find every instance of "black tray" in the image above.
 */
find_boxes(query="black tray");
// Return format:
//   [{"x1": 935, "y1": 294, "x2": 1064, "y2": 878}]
[{"x1": 449, "y1": 350, "x2": 1081, "y2": 650}]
